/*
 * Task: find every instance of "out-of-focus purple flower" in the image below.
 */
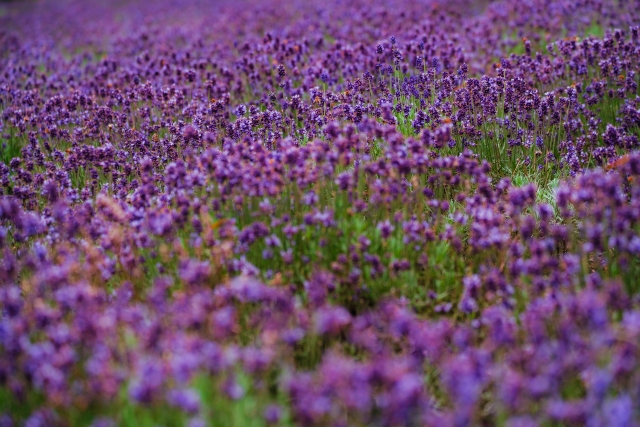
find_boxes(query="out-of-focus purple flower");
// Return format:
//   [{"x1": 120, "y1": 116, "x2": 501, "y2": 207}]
[
  {"x1": 178, "y1": 259, "x2": 211, "y2": 286},
  {"x1": 128, "y1": 358, "x2": 165, "y2": 404},
  {"x1": 89, "y1": 418, "x2": 115, "y2": 427},
  {"x1": 377, "y1": 219, "x2": 395, "y2": 238},
  {"x1": 167, "y1": 388, "x2": 201, "y2": 414},
  {"x1": 183, "y1": 125, "x2": 198, "y2": 141},
  {"x1": 602, "y1": 395, "x2": 634, "y2": 427},
  {"x1": 545, "y1": 400, "x2": 587, "y2": 424},
  {"x1": 314, "y1": 305, "x2": 351, "y2": 335},
  {"x1": 263, "y1": 404, "x2": 282, "y2": 425},
  {"x1": 229, "y1": 275, "x2": 266, "y2": 302},
  {"x1": 24, "y1": 409, "x2": 57, "y2": 427},
  {"x1": 187, "y1": 418, "x2": 206, "y2": 427},
  {"x1": 222, "y1": 374, "x2": 245, "y2": 400},
  {"x1": 505, "y1": 416, "x2": 538, "y2": 427}
]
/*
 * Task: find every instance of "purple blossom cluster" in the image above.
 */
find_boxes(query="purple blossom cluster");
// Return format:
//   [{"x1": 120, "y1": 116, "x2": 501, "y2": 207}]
[{"x1": 1, "y1": 0, "x2": 640, "y2": 425}]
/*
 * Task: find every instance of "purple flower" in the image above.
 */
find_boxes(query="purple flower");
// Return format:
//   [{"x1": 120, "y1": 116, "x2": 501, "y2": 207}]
[
  {"x1": 167, "y1": 388, "x2": 201, "y2": 414},
  {"x1": 377, "y1": 220, "x2": 395, "y2": 238},
  {"x1": 183, "y1": 125, "x2": 198, "y2": 141},
  {"x1": 314, "y1": 305, "x2": 351, "y2": 335},
  {"x1": 128, "y1": 358, "x2": 165, "y2": 404},
  {"x1": 89, "y1": 418, "x2": 115, "y2": 427},
  {"x1": 603, "y1": 395, "x2": 634, "y2": 427},
  {"x1": 222, "y1": 375, "x2": 245, "y2": 400},
  {"x1": 178, "y1": 259, "x2": 211, "y2": 286},
  {"x1": 263, "y1": 405, "x2": 282, "y2": 424}
]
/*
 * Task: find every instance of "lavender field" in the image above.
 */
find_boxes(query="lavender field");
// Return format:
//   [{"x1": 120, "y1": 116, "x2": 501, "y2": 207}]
[{"x1": 1, "y1": 0, "x2": 640, "y2": 425}]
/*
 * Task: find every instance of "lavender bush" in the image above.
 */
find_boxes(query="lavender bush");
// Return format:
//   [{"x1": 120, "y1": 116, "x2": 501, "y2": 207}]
[{"x1": 1, "y1": 0, "x2": 640, "y2": 425}]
